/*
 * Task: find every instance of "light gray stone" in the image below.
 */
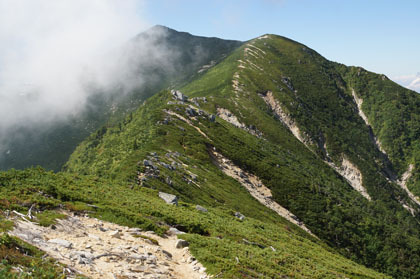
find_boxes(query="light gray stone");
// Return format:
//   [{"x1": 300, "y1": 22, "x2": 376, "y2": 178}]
[
  {"x1": 158, "y1": 192, "x2": 178, "y2": 205},
  {"x1": 234, "y1": 212, "x2": 245, "y2": 221},
  {"x1": 47, "y1": 239, "x2": 73, "y2": 249},
  {"x1": 195, "y1": 205, "x2": 208, "y2": 213},
  {"x1": 108, "y1": 230, "x2": 121, "y2": 238}
]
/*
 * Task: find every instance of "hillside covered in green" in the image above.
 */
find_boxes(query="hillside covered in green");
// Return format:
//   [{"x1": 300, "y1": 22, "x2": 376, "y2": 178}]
[
  {"x1": 2, "y1": 28, "x2": 420, "y2": 278},
  {"x1": 0, "y1": 167, "x2": 388, "y2": 278},
  {"x1": 65, "y1": 34, "x2": 420, "y2": 278}
]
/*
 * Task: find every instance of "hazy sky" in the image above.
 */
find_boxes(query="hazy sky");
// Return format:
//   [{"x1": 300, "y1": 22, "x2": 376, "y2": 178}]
[{"x1": 143, "y1": 0, "x2": 420, "y2": 91}]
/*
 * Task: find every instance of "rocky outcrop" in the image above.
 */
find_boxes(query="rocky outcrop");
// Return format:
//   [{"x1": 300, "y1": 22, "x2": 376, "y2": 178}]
[
  {"x1": 159, "y1": 192, "x2": 178, "y2": 205},
  {"x1": 397, "y1": 164, "x2": 420, "y2": 208},
  {"x1": 352, "y1": 89, "x2": 387, "y2": 155},
  {"x1": 210, "y1": 148, "x2": 315, "y2": 236},
  {"x1": 216, "y1": 108, "x2": 263, "y2": 137},
  {"x1": 327, "y1": 157, "x2": 371, "y2": 200},
  {"x1": 171, "y1": 90, "x2": 188, "y2": 102},
  {"x1": 352, "y1": 90, "x2": 420, "y2": 209},
  {"x1": 9, "y1": 213, "x2": 209, "y2": 279},
  {"x1": 260, "y1": 91, "x2": 312, "y2": 145},
  {"x1": 261, "y1": 91, "x2": 371, "y2": 200}
]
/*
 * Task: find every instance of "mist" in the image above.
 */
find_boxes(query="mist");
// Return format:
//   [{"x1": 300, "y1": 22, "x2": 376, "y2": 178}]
[{"x1": 0, "y1": 0, "x2": 178, "y2": 157}]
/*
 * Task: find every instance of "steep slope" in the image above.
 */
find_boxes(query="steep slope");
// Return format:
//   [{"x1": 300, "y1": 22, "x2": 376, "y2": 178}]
[
  {"x1": 65, "y1": 34, "x2": 420, "y2": 278},
  {"x1": 340, "y1": 66, "x2": 420, "y2": 199},
  {"x1": 0, "y1": 25, "x2": 242, "y2": 172}
]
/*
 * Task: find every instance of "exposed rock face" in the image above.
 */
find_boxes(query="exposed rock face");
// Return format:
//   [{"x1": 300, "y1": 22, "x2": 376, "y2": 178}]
[
  {"x1": 260, "y1": 91, "x2": 311, "y2": 145},
  {"x1": 352, "y1": 90, "x2": 420, "y2": 211},
  {"x1": 171, "y1": 90, "x2": 188, "y2": 102},
  {"x1": 327, "y1": 157, "x2": 371, "y2": 200},
  {"x1": 397, "y1": 164, "x2": 420, "y2": 208},
  {"x1": 158, "y1": 192, "x2": 178, "y2": 205},
  {"x1": 261, "y1": 91, "x2": 371, "y2": 201},
  {"x1": 9, "y1": 213, "x2": 209, "y2": 279},
  {"x1": 216, "y1": 108, "x2": 263, "y2": 137},
  {"x1": 211, "y1": 148, "x2": 315, "y2": 236},
  {"x1": 352, "y1": 89, "x2": 387, "y2": 154}
]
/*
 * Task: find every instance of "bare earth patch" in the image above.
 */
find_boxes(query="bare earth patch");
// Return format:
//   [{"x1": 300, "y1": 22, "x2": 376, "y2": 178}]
[{"x1": 9, "y1": 213, "x2": 209, "y2": 279}]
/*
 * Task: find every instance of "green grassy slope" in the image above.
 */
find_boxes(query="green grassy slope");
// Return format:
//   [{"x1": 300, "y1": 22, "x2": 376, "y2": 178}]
[
  {"x1": 0, "y1": 168, "x2": 387, "y2": 278},
  {"x1": 64, "y1": 34, "x2": 420, "y2": 278}
]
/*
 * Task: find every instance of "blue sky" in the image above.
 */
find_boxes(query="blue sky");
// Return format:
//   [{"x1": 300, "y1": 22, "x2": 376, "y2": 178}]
[{"x1": 143, "y1": 0, "x2": 420, "y2": 90}]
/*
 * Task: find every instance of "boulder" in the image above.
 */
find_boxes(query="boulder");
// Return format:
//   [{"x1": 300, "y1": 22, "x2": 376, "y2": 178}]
[
  {"x1": 171, "y1": 90, "x2": 188, "y2": 102},
  {"x1": 195, "y1": 205, "x2": 208, "y2": 213},
  {"x1": 234, "y1": 212, "x2": 245, "y2": 221},
  {"x1": 186, "y1": 107, "x2": 197, "y2": 117},
  {"x1": 175, "y1": 239, "x2": 189, "y2": 249},
  {"x1": 159, "y1": 192, "x2": 178, "y2": 205},
  {"x1": 108, "y1": 230, "x2": 121, "y2": 238},
  {"x1": 167, "y1": 227, "x2": 186, "y2": 235},
  {"x1": 209, "y1": 114, "x2": 216, "y2": 122}
]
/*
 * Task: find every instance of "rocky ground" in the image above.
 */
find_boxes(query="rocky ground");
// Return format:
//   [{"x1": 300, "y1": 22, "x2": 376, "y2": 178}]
[{"x1": 9, "y1": 212, "x2": 210, "y2": 279}]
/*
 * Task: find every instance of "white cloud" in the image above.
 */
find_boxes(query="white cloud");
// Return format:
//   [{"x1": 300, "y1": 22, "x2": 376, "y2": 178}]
[
  {"x1": 0, "y1": 0, "x2": 180, "y2": 156},
  {"x1": 0, "y1": 0, "x2": 149, "y2": 128},
  {"x1": 391, "y1": 73, "x2": 420, "y2": 93}
]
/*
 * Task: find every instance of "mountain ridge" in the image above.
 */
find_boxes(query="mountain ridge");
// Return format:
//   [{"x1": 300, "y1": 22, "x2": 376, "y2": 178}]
[
  {"x1": 0, "y1": 25, "x2": 242, "y2": 172},
  {"x1": 64, "y1": 32, "x2": 420, "y2": 278},
  {"x1": 2, "y1": 27, "x2": 420, "y2": 278}
]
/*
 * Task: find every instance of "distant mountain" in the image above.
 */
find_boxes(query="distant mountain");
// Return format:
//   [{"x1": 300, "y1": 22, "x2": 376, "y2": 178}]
[
  {"x1": 0, "y1": 25, "x2": 242, "y2": 171},
  {"x1": 392, "y1": 74, "x2": 420, "y2": 92},
  {"x1": 65, "y1": 33, "x2": 420, "y2": 278}
]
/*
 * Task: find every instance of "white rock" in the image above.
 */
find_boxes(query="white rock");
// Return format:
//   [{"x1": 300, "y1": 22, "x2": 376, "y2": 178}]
[
  {"x1": 47, "y1": 239, "x2": 73, "y2": 249},
  {"x1": 108, "y1": 230, "x2": 121, "y2": 238}
]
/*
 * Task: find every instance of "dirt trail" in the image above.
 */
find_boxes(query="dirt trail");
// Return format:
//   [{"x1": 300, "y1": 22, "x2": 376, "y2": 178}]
[{"x1": 9, "y1": 213, "x2": 209, "y2": 279}]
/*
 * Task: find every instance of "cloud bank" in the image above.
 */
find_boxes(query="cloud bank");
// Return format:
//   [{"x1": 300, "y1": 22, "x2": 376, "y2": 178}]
[
  {"x1": 392, "y1": 73, "x2": 420, "y2": 93},
  {"x1": 0, "y1": 0, "x2": 151, "y2": 131}
]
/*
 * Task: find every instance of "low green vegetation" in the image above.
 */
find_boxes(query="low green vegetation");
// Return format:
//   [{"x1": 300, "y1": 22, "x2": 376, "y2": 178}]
[
  {"x1": 64, "y1": 34, "x2": 420, "y2": 278},
  {"x1": 2, "y1": 31, "x2": 420, "y2": 278},
  {"x1": 0, "y1": 217, "x2": 13, "y2": 233},
  {"x1": 35, "y1": 210, "x2": 67, "y2": 227},
  {"x1": 0, "y1": 168, "x2": 387, "y2": 278},
  {"x1": 0, "y1": 234, "x2": 85, "y2": 279}
]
